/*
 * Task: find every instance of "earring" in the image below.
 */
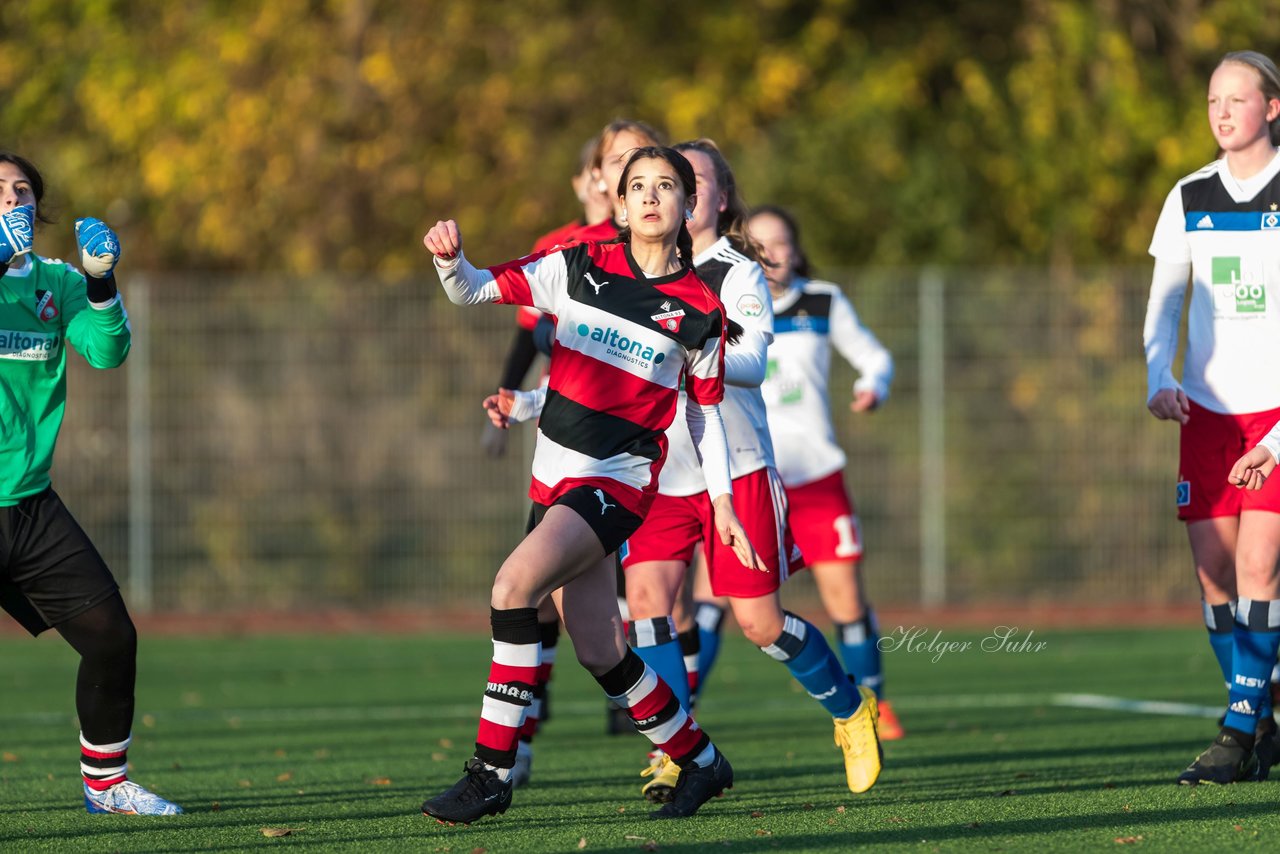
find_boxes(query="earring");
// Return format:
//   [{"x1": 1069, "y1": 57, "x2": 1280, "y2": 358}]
[
  {"x1": 597, "y1": 179, "x2": 609, "y2": 194},
  {"x1": 619, "y1": 210, "x2": 628, "y2": 224},
  {"x1": 685, "y1": 209, "x2": 694, "y2": 221}
]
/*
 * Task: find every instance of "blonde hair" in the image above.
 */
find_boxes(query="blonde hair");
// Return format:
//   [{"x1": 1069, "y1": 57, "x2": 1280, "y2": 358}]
[{"x1": 1220, "y1": 50, "x2": 1280, "y2": 145}]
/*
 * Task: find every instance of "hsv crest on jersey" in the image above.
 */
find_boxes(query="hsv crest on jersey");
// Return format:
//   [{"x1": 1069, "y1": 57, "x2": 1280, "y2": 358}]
[
  {"x1": 35, "y1": 289, "x2": 58, "y2": 322},
  {"x1": 651, "y1": 300, "x2": 686, "y2": 333}
]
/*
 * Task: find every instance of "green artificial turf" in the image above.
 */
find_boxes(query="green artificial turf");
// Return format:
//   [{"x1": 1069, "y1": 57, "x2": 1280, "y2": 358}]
[{"x1": 0, "y1": 623, "x2": 1273, "y2": 852}]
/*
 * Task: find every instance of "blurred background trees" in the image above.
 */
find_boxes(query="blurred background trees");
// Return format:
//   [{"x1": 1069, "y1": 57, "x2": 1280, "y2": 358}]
[{"x1": 4, "y1": 0, "x2": 1275, "y2": 273}]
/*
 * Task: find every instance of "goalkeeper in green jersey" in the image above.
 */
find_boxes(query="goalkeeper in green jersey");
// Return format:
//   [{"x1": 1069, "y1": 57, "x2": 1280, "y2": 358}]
[{"x1": 0, "y1": 152, "x2": 180, "y2": 815}]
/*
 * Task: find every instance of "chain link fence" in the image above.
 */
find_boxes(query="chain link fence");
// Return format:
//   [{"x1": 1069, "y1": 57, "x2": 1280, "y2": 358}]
[{"x1": 51, "y1": 266, "x2": 1190, "y2": 611}]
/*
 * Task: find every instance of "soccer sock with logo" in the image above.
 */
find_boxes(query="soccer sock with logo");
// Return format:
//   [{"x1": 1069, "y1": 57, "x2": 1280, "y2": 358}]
[
  {"x1": 596, "y1": 649, "x2": 716, "y2": 769},
  {"x1": 629, "y1": 617, "x2": 691, "y2": 711},
  {"x1": 81, "y1": 733, "x2": 130, "y2": 791},
  {"x1": 1222, "y1": 597, "x2": 1280, "y2": 739},
  {"x1": 694, "y1": 602, "x2": 726, "y2": 697},
  {"x1": 474, "y1": 607, "x2": 540, "y2": 780},
  {"x1": 516, "y1": 619, "x2": 559, "y2": 744},
  {"x1": 1203, "y1": 600, "x2": 1236, "y2": 690},
  {"x1": 678, "y1": 627, "x2": 701, "y2": 700},
  {"x1": 835, "y1": 609, "x2": 884, "y2": 699},
  {"x1": 762, "y1": 612, "x2": 861, "y2": 719}
]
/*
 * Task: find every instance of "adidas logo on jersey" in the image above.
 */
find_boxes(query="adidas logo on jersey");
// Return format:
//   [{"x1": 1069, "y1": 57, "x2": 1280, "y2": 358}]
[
  {"x1": 1229, "y1": 698, "x2": 1256, "y2": 716},
  {"x1": 1197, "y1": 215, "x2": 1215, "y2": 229}
]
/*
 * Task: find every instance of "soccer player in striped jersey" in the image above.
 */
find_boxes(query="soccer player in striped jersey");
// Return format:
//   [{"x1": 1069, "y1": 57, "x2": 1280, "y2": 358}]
[
  {"x1": 0, "y1": 153, "x2": 180, "y2": 816},
  {"x1": 620, "y1": 139, "x2": 882, "y2": 802},
  {"x1": 489, "y1": 121, "x2": 667, "y2": 786},
  {"x1": 730, "y1": 204, "x2": 904, "y2": 741},
  {"x1": 1144, "y1": 51, "x2": 1280, "y2": 785},
  {"x1": 421, "y1": 146, "x2": 752, "y2": 823}
]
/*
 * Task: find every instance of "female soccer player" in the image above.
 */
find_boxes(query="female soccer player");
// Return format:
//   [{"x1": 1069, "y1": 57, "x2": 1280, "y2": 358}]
[
  {"x1": 421, "y1": 146, "x2": 751, "y2": 823},
  {"x1": 1144, "y1": 50, "x2": 1280, "y2": 785},
  {"x1": 0, "y1": 152, "x2": 181, "y2": 815},
  {"x1": 515, "y1": 139, "x2": 882, "y2": 802},
  {"x1": 487, "y1": 121, "x2": 668, "y2": 787},
  {"x1": 717, "y1": 203, "x2": 903, "y2": 741}
]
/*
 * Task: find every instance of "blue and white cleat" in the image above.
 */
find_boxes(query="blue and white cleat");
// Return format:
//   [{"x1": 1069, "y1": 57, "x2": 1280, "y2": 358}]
[{"x1": 85, "y1": 780, "x2": 183, "y2": 815}]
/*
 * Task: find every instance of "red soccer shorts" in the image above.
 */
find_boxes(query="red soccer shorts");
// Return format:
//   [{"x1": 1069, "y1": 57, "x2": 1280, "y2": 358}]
[
  {"x1": 701, "y1": 467, "x2": 801, "y2": 599},
  {"x1": 1178, "y1": 400, "x2": 1280, "y2": 521},
  {"x1": 784, "y1": 470, "x2": 863, "y2": 564},
  {"x1": 619, "y1": 491, "x2": 708, "y2": 569}
]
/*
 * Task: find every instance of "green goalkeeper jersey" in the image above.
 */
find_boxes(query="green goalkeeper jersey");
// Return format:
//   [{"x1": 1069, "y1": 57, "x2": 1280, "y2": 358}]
[{"x1": 0, "y1": 255, "x2": 130, "y2": 505}]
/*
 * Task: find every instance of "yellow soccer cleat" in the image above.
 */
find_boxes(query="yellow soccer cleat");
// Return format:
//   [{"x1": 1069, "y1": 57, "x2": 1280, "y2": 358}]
[
  {"x1": 640, "y1": 750, "x2": 681, "y2": 804},
  {"x1": 834, "y1": 686, "x2": 882, "y2": 793},
  {"x1": 876, "y1": 699, "x2": 905, "y2": 741}
]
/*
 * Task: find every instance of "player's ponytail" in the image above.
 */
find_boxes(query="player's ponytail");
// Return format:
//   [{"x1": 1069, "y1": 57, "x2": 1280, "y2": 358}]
[
  {"x1": 676, "y1": 219, "x2": 694, "y2": 266},
  {"x1": 1220, "y1": 50, "x2": 1280, "y2": 146}
]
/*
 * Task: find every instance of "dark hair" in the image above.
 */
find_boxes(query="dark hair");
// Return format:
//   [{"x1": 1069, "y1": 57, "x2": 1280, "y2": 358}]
[
  {"x1": 590, "y1": 119, "x2": 666, "y2": 172},
  {"x1": 614, "y1": 146, "x2": 697, "y2": 264},
  {"x1": 0, "y1": 152, "x2": 53, "y2": 225},
  {"x1": 672, "y1": 139, "x2": 764, "y2": 263},
  {"x1": 748, "y1": 204, "x2": 812, "y2": 279}
]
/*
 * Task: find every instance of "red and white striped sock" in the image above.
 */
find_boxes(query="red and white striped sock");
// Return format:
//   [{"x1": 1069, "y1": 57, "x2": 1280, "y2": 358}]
[
  {"x1": 595, "y1": 649, "x2": 715, "y2": 768},
  {"x1": 474, "y1": 607, "x2": 540, "y2": 780},
  {"x1": 81, "y1": 732, "x2": 130, "y2": 791}
]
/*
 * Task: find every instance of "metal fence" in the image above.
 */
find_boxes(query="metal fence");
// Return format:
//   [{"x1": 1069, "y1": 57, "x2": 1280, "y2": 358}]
[{"x1": 52, "y1": 266, "x2": 1191, "y2": 611}]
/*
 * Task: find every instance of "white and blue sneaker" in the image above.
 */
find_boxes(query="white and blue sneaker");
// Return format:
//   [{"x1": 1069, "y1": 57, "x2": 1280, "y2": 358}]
[{"x1": 85, "y1": 780, "x2": 183, "y2": 815}]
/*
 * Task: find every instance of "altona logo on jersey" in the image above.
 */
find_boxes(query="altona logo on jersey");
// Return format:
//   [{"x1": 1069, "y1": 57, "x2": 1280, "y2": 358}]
[
  {"x1": 650, "y1": 300, "x2": 686, "y2": 333},
  {"x1": 0, "y1": 329, "x2": 59, "y2": 361},
  {"x1": 575, "y1": 323, "x2": 667, "y2": 368}
]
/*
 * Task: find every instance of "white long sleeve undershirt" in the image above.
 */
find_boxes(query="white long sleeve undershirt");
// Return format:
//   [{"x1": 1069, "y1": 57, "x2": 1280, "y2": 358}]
[{"x1": 1142, "y1": 258, "x2": 1191, "y2": 404}]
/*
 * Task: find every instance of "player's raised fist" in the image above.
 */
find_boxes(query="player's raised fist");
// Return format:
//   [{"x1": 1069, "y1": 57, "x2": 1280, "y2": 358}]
[
  {"x1": 0, "y1": 204, "x2": 34, "y2": 265},
  {"x1": 74, "y1": 217, "x2": 120, "y2": 278},
  {"x1": 423, "y1": 220, "x2": 462, "y2": 260}
]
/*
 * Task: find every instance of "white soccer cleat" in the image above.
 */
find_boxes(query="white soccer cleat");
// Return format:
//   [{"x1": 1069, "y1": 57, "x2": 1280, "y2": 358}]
[{"x1": 84, "y1": 780, "x2": 183, "y2": 815}]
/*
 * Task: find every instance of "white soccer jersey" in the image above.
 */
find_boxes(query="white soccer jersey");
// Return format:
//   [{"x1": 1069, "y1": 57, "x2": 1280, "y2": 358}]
[
  {"x1": 1147, "y1": 153, "x2": 1280, "y2": 414},
  {"x1": 659, "y1": 237, "x2": 776, "y2": 495},
  {"x1": 762, "y1": 278, "x2": 893, "y2": 488}
]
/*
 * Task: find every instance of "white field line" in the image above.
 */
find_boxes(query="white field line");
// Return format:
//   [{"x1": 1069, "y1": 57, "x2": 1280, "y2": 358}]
[{"x1": 1050, "y1": 692, "x2": 1221, "y2": 719}]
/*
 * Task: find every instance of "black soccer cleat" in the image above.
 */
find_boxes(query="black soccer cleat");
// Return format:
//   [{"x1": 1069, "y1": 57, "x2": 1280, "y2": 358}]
[
  {"x1": 1251, "y1": 716, "x2": 1279, "y2": 782},
  {"x1": 1177, "y1": 728, "x2": 1256, "y2": 785},
  {"x1": 649, "y1": 748, "x2": 733, "y2": 819},
  {"x1": 422, "y1": 758, "x2": 513, "y2": 825}
]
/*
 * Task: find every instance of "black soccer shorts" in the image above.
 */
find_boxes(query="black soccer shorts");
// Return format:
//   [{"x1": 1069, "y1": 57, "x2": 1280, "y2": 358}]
[
  {"x1": 0, "y1": 487, "x2": 120, "y2": 635},
  {"x1": 526, "y1": 485, "x2": 644, "y2": 556}
]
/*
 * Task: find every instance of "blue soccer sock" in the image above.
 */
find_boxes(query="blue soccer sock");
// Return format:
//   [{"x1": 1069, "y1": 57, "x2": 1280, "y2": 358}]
[
  {"x1": 628, "y1": 617, "x2": 690, "y2": 711},
  {"x1": 835, "y1": 609, "x2": 884, "y2": 699},
  {"x1": 1223, "y1": 597, "x2": 1280, "y2": 736},
  {"x1": 761, "y1": 612, "x2": 861, "y2": 719},
  {"x1": 693, "y1": 602, "x2": 726, "y2": 699},
  {"x1": 1203, "y1": 600, "x2": 1235, "y2": 691}
]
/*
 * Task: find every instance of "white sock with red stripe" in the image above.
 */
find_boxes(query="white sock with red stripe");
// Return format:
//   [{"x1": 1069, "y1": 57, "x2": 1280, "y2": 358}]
[
  {"x1": 474, "y1": 607, "x2": 540, "y2": 781},
  {"x1": 81, "y1": 732, "x2": 130, "y2": 791},
  {"x1": 595, "y1": 649, "x2": 715, "y2": 768}
]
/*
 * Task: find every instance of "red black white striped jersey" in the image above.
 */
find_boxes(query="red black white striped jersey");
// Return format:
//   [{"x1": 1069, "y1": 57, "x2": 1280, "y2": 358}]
[
  {"x1": 517, "y1": 220, "x2": 621, "y2": 331},
  {"x1": 487, "y1": 241, "x2": 727, "y2": 516}
]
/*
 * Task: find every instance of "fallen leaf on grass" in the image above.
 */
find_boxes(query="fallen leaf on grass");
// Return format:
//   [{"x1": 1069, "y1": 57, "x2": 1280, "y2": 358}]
[
  {"x1": 471, "y1": 848, "x2": 486, "y2": 854},
  {"x1": 2, "y1": 752, "x2": 18, "y2": 762},
  {"x1": 754, "y1": 829, "x2": 772, "y2": 837},
  {"x1": 1234, "y1": 825, "x2": 1244, "y2": 832},
  {"x1": 276, "y1": 772, "x2": 293, "y2": 782},
  {"x1": 238, "y1": 780, "x2": 253, "y2": 788},
  {"x1": 887, "y1": 816, "x2": 907, "y2": 824},
  {"x1": 1122, "y1": 805, "x2": 1131, "y2": 813},
  {"x1": 141, "y1": 714, "x2": 156, "y2": 728},
  {"x1": 261, "y1": 827, "x2": 298, "y2": 837},
  {"x1": 369, "y1": 777, "x2": 392, "y2": 786},
  {"x1": 1114, "y1": 836, "x2": 1143, "y2": 845},
  {"x1": 211, "y1": 802, "x2": 221, "y2": 812},
  {"x1": 432, "y1": 752, "x2": 448, "y2": 761},
  {"x1": 641, "y1": 842, "x2": 659, "y2": 852},
  {"x1": 750, "y1": 811, "x2": 765, "y2": 818},
  {"x1": 965, "y1": 822, "x2": 981, "y2": 829},
  {"x1": 274, "y1": 748, "x2": 287, "y2": 758},
  {"x1": 802, "y1": 803, "x2": 814, "y2": 810},
  {"x1": 617, "y1": 806, "x2": 627, "y2": 814},
  {"x1": 577, "y1": 838, "x2": 587, "y2": 849},
  {"x1": 836, "y1": 805, "x2": 846, "y2": 814},
  {"x1": 439, "y1": 738, "x2": 453, "y2": 748}
]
